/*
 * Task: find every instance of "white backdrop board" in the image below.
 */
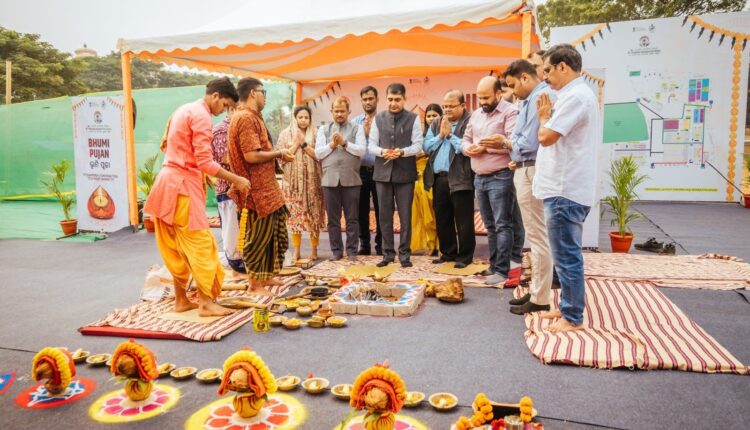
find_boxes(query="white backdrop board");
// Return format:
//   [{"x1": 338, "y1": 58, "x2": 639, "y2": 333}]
[
  {"x1": 71, "y1": 96, "x2": 130, "y2": 232},
  {"x1": 552, "y1": 12, "x2": 750, "y2": 203},
  {"x1": 302, "y1": 71, "x2": 603, "y2": 247}
]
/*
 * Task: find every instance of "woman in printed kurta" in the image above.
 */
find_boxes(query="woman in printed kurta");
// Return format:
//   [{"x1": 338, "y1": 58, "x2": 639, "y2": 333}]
[
  {"x1": 144, "y1": 78, "x2": 250, "y2": 317},
  {"x1": 276, "y1": 106, "x2": 325, "y2": 261},
  {"x1": 411, "y1": 104, "x2": 441, "y2": 255}
]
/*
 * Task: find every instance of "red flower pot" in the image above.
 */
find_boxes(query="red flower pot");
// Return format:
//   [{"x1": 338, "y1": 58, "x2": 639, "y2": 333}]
[
  {"x1": 743, "y1": 194, "x2": 750, "y2": 209},
  {"x1": 60, "y1": 219, "x2": 78, "y2": 236},
  {"x1": 609, "y1": 232, "x2": 633, "y2": 253}
]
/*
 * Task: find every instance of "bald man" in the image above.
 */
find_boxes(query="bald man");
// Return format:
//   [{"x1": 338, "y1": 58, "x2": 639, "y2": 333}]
[{"x1": 461, "y1": 76, "x2": 524, "y2": 286}]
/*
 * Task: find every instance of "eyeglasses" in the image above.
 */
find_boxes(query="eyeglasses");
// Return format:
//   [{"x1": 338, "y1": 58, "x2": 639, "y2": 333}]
[
  {"x1": 441, "y1": 103, "x2": 463, "y2": 110},
  {"x1": 253, "y1": 88, "x2": 267, "y2": 96}
]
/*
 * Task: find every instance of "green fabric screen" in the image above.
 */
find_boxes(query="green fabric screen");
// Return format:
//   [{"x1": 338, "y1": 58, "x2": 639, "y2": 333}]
[{"x1": 0, "y1": 83, "x2": 293, "y2": 201}]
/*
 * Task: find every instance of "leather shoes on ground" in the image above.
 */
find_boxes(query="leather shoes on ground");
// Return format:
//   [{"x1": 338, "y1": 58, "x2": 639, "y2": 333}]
[
  {"x1": 509, "y1": 293, "x2": 531, "y2": 306},
  {"x1": 510, "y1": 301, "x2": 551, "y2": 315},
  {"x1": 432, "y1": 257, "x2": 453, "y2": 264},
  {"x1": 376, "y1": 259, "x2": 393, "y2": 267},
  {"x1": 330, "y1": 254, "x2": 343, "y2": 262},
  {"x1": 358, "y1": 248, "x2": 371, "y2": 256},
  {"x1": 453, "y1": 262, "x2": 467, "y2": 269},
  {"x1": 400, "y1": 260, "x2": 413, "y2": 268}
]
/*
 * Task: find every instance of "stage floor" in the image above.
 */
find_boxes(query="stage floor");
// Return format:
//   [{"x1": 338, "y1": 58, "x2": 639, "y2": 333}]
[{"x1": 0, "y1": 202, "x2": 748, "y2": 429}]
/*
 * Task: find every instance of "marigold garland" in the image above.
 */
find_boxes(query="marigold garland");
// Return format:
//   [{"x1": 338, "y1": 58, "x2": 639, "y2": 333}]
[
  {"x1": 349, "y1": 362, "x2": 407, "y2": 413},
  {"x1": 32, "y1": 347, "x2": 75, "y2": 389},
  {"x1": 472, "y1": 393, "x2": 494, "y2": 422},
  {"x1": 454, "y1": 416, "x2": 473, "y2": 430},
  {"x1": 110, "y1": 339, "x2": 159, "y2": 381},
  {"x1": 519, "y1": 396, "x2": 533, "y2": 423},
  {"x1": 237, "y1": 208, "x2": 248, "y2": 253},
  {"x1": 220, "y1": 348, "x2": 277, "y2": 395}
]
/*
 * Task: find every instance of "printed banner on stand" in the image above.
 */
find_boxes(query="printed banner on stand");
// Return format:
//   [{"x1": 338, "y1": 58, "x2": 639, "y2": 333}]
[{"x1": 72, "y1": 96, "x2": 130, "y2": 232}]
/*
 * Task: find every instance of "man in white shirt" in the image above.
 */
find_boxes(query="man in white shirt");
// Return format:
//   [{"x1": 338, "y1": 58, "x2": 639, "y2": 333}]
[
  {"x1": 368, "y1": 83, "x2": 423, "y2": 267},
  {"x1": 535, "y1": 44, "x2": 601, "y2": 333}
]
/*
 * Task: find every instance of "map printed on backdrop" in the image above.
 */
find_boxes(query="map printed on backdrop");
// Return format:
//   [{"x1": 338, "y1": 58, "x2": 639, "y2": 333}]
[
  {"x1": 72, "y1": 96, "x2": 131, "y2": 232},
  {"x1": 552, "y1": 12, "x2": 750, "y2": 202}
]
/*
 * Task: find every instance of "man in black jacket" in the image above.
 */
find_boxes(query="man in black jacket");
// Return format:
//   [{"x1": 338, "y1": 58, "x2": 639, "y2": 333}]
[{"x1": 423, "y1": 89, "x2": 475, "y2": 268}]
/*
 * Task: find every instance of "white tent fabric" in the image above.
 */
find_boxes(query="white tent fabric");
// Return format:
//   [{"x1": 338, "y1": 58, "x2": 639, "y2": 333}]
[{"x1": 118, "y1": 0, "x2": 524, "y2": 53}]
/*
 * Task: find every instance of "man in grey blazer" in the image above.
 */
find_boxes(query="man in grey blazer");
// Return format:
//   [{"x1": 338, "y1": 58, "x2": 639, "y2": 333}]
[
  {"x1": 315, "y1": 97, "x2": 367, "y2": 261},
  {"x1": 368, "y1": 83, "x2": 423, "y2": 268}
]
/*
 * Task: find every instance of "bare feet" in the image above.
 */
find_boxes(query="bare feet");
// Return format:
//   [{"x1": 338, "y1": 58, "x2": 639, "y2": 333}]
[
  {"x1": 198, "y1": 301, "x2": 235, "y2": 317},
  {"x1": 310, "y1": 249, "x2": 319, "y2": 261},
  {"x1": 292, "y1": 249, "x2": 301, "y2": 262},
  {"x1": 262, "y1": 278, "x2": 283, "y2": 287},
  {"x1": 173, "y1": 285, "x2": 198, "y2": 312},
  {"x1": 541, "y1": 309, "x2": 562, "y2": 319},
  {"x1": 174, "y1": 299, "x2": 198, "y2": 313},
  {"x1": 248, "y1": 286, "x2": 275, "y2": 297},
  {"x1": 546, "y1": 318, "x2": 582, "y2": 333}
]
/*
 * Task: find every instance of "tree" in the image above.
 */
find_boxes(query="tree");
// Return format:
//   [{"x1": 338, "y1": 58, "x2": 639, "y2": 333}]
[
  {"x1": 537, "y1": 0, "x2": 746, "y2": 42},
  {"x1": 79, "y1": 52, "x2": 222, "y2": 92},
  {"x1": 0, "y1": 26, "x2": 88, "y2": 102}
]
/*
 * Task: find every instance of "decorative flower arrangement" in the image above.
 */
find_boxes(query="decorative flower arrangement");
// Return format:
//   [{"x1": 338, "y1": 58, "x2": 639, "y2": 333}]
[
  {"x1": 455, "y1": 394, "x2": 534, "y2": 429},
  {"x1": 348, "y1": 361, "x2": 407, "y2": 430},
  {"x1": 217, "y1": 348, "x2": 277, "y2": 419},
  {"x1": 110, "y1": 339, "x2": 159, "y2": 401},
  {"x1": 32, "y1": 347, "x2": 76, "y2": 395},
  {"x1": 237, "y1": 208, "x2": 248, "y2": 253}
]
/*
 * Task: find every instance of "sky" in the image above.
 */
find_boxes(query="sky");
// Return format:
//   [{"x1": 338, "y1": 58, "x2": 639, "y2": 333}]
[{"x1": 1, "y1": 0, "x2": 505, "y2": 56}]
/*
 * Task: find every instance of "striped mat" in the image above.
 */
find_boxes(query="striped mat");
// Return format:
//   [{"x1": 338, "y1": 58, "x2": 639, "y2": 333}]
[
  {"x1": 81, "y1": 276, "x2": 298, "y2": 342},
  {"x1": 584, "y1": 253, "x2": 750, "y2": 290},
  {"x1": 209, "y1": 211, "x2": 491, "y2": 236},
  {"x1": 521, "y1": 278, "x2": 749, "y2": 374}
]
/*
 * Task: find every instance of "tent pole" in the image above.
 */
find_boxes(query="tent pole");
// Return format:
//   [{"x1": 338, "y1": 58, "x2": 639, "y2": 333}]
[
  {"x1": 121, "y1": 51, "x2": 139, "y2": 231},
  {"x1": 521, "y1": 11, "x2": 532, "y2": 59},
  {"x1": 295, "y1": 82, "x2": 303, "y2": 105}
]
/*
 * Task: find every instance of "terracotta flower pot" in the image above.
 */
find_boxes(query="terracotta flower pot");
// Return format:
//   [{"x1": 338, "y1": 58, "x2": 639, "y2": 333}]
[
  {"x1": 609, "y1": 232, "x2": 633, "y2": 253},
  {"x1": 60, "y1": 219, "x2": 78, "y2": 236},
  {"x1": 143, "y1": 216, "x2": 155, "y2": 233},
  {"x1": 743, "y1": 194, "x2": 750, "y2": 209}
]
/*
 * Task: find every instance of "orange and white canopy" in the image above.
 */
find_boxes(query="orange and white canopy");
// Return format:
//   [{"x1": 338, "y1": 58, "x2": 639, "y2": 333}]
[
  {"x1": 118, "y1": 0, "x2": 539, "y2": 83},
  {"x1": 117, "y1": 0, "x2": 539, "y2": 228}
]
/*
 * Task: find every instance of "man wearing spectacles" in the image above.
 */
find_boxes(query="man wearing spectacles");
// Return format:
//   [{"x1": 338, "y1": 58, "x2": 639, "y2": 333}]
[
  {"x1": 228, "y1": 77, "x2": 295, "y2": 296},
  {"x1": 422, "y1": 90, "x2": 475, "y2": 269},
  {"x1": 535, "y1": 44, "x2": 600, "y2": 333}
]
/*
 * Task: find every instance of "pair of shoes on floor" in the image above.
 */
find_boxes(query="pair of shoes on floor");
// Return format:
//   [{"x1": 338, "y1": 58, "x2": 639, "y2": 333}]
[
  {"x1": 453, "y1": 262, "x2": 468, "y2": 269},
  {"x1": 635, "y1": 237, "x2": 677, "y2": 254},
  {"x1": 376, "y1": 259, "x2": 392, "y2": 267},
  {"x1": 330, "y1": 254, "x2": 343, "y2": 261},
  {"x1": 508, "y1": 293, "x2": 550, "y2": 314},
  {"x1": 659, "y1": 243, "x2": 676, "y2": 255},
  {"x1": 432, "y1": 257, "x2": 454, "y2": 264}
]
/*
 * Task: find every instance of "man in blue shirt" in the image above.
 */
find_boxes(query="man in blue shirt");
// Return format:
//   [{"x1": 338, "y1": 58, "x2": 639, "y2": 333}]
[
  {"x1": 500, "y1": 59, "x2": 557, "y2": 315},
  {"x1": 423, "y1": 90, "x2": 475, "y2": 268},
  {"x1": 353, "y1": 86, "x2": 383, "y2": 256}
]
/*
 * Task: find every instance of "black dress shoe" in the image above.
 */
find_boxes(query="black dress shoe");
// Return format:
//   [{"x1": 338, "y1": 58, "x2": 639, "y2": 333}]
[
  {"x1": 509, "y1": 293, "x2": 531, "y2": 306},
  {"x1": 453, "y1": 262, "x2": 467, "y2": 269},
  {"x1": 430, "y1": 249, "x2": 439, "y2": 257},
  {"x1": 480, "y1": 269, "x2": 494, "y2": 276},
  {"x1": 432, "y1": 257, "x2": 452, "y2": 264},
  {"x1": 330, "y1": 254, "x2": 343, "y2": 262},
  {"x1": 376, "y1": 259, "x2": 393, "y2": 267},
  {"x1": 400, "y1": 260, "x2": 413, "y2": 268},
  {"x1": 510, "y1": 301, "x2": 550, "y2": 315},
  {"x1": 358, "y1": 248, "x2": 371, "y2": 256}
]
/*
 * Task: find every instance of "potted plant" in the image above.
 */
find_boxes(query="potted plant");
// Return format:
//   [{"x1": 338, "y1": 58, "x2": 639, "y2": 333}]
[
  {"x1": 138, "y1": 153, "x2": 160, "y2": 232},
  {"x1": 40, "y1": 160, "x2": 77, "y2": 235},
  {"x1": 601, "y1": 155, "x2": 648, "y2": 253}
]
